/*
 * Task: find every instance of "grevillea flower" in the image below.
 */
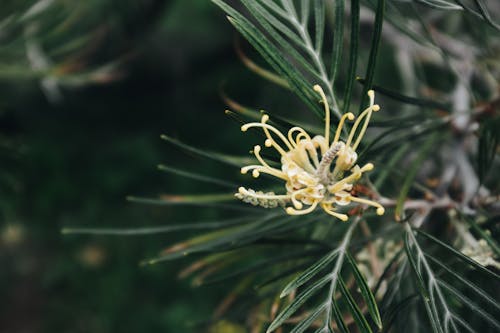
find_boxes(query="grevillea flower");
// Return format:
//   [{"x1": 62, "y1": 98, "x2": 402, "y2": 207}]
[{"x1": 235, "y1": 85, "x2": 384, "y2": 221}]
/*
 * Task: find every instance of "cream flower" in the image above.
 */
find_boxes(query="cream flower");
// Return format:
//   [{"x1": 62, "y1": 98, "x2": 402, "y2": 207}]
[{"x1": 235, "y1": 85, "x2": 384, "y2": 221}]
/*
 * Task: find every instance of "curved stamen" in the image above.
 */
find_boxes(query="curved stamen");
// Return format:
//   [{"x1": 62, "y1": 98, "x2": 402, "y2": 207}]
[
  {"x1": 288, "y1": 127, "x2": 312, "y2": 146},
  {"x1": 290, "y1": 188, "x2": 307, "y2": 209},
  {"x1": 253, "y1": 145, "x2": 273, "y2": 170},
  {"x1": 328, "y1": 163, "x2": 373, "y2": 194},
  {"x1": 345, "y1": 90, "x2": 379, "y2": 149},
  {"x1": 241, "y1": 165, "x2": 287, "y2": 180},
  {"x1": 286, "y1": 200, "x2": 319, "y2": 215},
  {"x1": 241, "y1": 116, "x2": 293, "y2": 156},
  {"x1": 348, "y1": 195, "x2": 385, "y2": 215},
  {"x1": 292, "y1": 132, "x2": 320, "y2": 168},
  {"x1": 321, "y1": 203, "x2": 348, "y2": 221},
  {"x1": 352, "y1": 90, "x2": 380, "y2": 150},
  {"x1": 333, "y1": 112, "x2": 355, "y2": 144},
  {"x1": 313, "y1": 85, "x2": 330, "y2": 151}
]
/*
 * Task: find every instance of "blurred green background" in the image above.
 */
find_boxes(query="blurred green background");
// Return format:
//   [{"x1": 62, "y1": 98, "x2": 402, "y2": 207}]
[{"x1": 0, "y1": 1, "x2": 285, "y2": 332}]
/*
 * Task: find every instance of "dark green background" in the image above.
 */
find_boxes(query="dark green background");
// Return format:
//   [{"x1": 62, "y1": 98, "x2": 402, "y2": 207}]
[{"x1": 0, "y1": 2, "x2": 287, "y2": 332}]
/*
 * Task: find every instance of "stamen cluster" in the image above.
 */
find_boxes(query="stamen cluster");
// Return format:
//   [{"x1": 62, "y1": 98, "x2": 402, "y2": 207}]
[{"x1": 236, "y1": 85, "x2": 384, "y2": 221}]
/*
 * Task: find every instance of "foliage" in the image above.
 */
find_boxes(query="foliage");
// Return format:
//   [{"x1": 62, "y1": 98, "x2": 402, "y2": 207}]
[{"x1": 61, "y1": 0, "x2": 500, "y2": 332}]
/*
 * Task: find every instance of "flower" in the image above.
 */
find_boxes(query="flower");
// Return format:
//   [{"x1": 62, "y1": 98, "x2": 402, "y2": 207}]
[{"x1": 235, "y1": 85, "x2": 384, "y2": 222}]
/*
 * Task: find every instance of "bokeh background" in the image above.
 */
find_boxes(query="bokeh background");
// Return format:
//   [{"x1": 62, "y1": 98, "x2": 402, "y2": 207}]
[{"x1": 0, "y1": 1, "x2": 291, "y2": 332}]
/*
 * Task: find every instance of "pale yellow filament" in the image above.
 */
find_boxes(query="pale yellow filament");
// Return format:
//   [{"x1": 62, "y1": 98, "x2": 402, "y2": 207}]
[
  {"x1": 241, "y1": 116, "x2": 293, "y2": 158},
  {"x1": 288, "y1": 127, "x2": 312, "y2": 146},
  {"x1": 241, "y1": 165, "x2": 287, "y2": 180},
  {"x1": 321, "y1": 203, "x2": 348, "y2": 221},
  {"x1": 290, "y1": 188, "x2": 308, "y2": 209},
  {"x1": 333, "y1": 112, "x2": 355, "y2": 144},
  {"x1": 328, "y1": 163, "x2": 373, "y2": 194},
  {"x1": 345, "y1": 90, "x2": 380, "y2": 150},
  {"x1": 286, "y1": 200, "x2": 319, "y2": 215},
  {"x1": 347, "y1": 195, "x2": 385, "y2": 215},
  {"x1": 253, "y1": 145, "x2": 273, "y2": 170},
  {"x1": 352, "y1": 90, "x2": 380, "y2": 150}
]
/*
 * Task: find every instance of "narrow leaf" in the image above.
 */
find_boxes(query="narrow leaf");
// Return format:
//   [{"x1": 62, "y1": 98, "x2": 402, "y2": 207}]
[
  {"x1": 338, "y1": 277, "x2": 373, "y2": 333},
  {"x1": 267, "y1": 274, "x2": 331, "y2": 333},
  {"x1": 346, "y1": 252, "x2": 382, "y2": 329},
  {"x1": 157, "y1": 164, "x2": 237, "y2": 188},
  {"x1": 342, "y1": 0, "x2": 359, "y2": 114},
  {"x1": 415, "y1": 0, "x2": 463, "y2": 10},
  {"x1": 395, "y1": 133, "x2": 437, "y2": 220},
  {"x1": 415, "y1": 228, "x2": 500, "y2": 281},
  {"x1": 280, "y1": 247, "x2": 340, "y2": 297},
  {"x1": 360, "y1": 0, "x2": 385, "y2": 111}
]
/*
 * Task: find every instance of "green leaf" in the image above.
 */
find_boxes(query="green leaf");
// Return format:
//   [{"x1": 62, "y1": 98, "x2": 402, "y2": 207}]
[
  {"x1": 415, "y1": 228, "x2": 500, "y2": 281},
  {"x1": 160, "y1": 134, "x2": 253, "y2": 167},
  {"x1": 477, "y1": 117, "x2": 500, "y2": 184},
  {"x1": 143, "y1": 213, "x2": 285, "y2": 264},
  {"x1": 415, "y1": 0, "x2": 463, "y2": 10},
  {"x1": 338, "y1": 277, "x2": 373, "y2": 333},
  {"x1": 61, "y1": 217, "x2": 252, "y2": 236},
  {"x1": 329, "y1": 0, "x2": 344, "y2": 85},
  {"x1": 290, "y1": 304, "x2": 326, "y2": 333},
  {"x1": 438, "y1": 280, "x2": 500, "y2": 330},
  {"x1": 359, "y1": 0, "x2": 385, "y2": 111},
  {"x1": 373, "y1": 143, "x2": 410, "y2": 188},
  {"x1": 267, "y1": 274, "x2": 331, "y2": 333},
  {"x1": 425, "y1": 254, "x2": 500, "y2": 313},
  {"x1": 313, "y1": 0, "x2": 325, "y2": 54},
  {"x1": 460, "y1": 213, "x2": 500, "y2": 258},
  {"x1": 203, "y1": 249, "x2": 319, "y2": 285},
  {"x1": 342, "y1": 0, "x2": 359, "y2": 115},
  {"x1": 395, "y1": 133, "x2": 437, "y2": 221},
  {"x1": 472, "y1": 0, "x2": 500, "y2": 30},
  {"x1": 280, "y1": 247, "x2": 340, "y2": 297},
  {"x1": 356, "y1": 78, "x2": 451, "y2": 112},
  {"x1": 126, "y1": 194, "x2": 250, "y2": 211},
  {"x1": 346, "y1": 252, "x2": 382, "y2": 330},
  {"x1": 331, "y1": 297, "x2": 350, "y2": 333},
  {"x1": 212, "y1": 0, "x2": 327, "y2": 117},
  {"x1": 268, "y1": 218, "x2": 361, "y2": 333},
  {"x1": 157, "y1": 164, "x2": 238, "y2": 188},
  {"x1": 381, "y1": 295, "x2": 419, "y2": 332},
  {"x1": 404, "y1": 225, "x2": 446, "y2": 333}
]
